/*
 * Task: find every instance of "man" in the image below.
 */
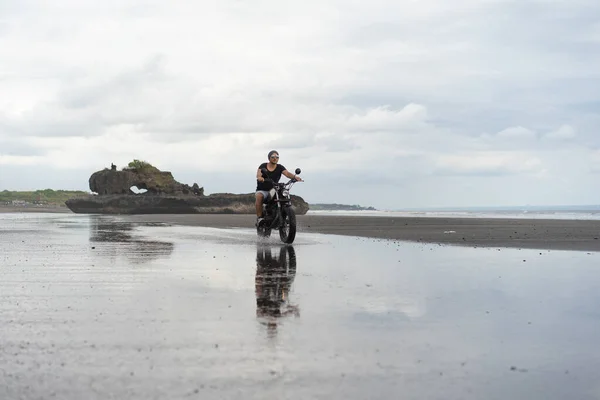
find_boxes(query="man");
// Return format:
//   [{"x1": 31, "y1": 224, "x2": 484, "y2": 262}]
[{"x1": 255, "y1": 150, "x2": 303, "y2": 225}]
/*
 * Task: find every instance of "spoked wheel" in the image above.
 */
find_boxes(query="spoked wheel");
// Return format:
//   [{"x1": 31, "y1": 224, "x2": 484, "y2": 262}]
[{"x1": 279, "y1": 207, "x2": 297, "y2": 244}]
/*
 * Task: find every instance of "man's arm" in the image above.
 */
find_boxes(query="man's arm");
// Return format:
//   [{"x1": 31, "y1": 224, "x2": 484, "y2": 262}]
[
  {"x1": 256, "y1": 168, "x2": 264, "y2": 182},
  {"x1": 282, "y1": 169, "x2": 303, "y2": 181}
]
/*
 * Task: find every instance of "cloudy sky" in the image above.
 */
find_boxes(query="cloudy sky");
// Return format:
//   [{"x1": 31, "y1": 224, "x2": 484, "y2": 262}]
[{"x1": 1, "y1": 0, "x2": 599, "y2": 209}]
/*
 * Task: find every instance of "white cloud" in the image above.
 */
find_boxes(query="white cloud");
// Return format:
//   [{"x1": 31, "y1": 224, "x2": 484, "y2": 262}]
[
  {"x1": 0, "y1": 155, "x2": 43, "y2": 166},
  {"x1": 345, "y1": 104, "x2": 427, "y2": 132},
  {"x1": 544, "y1": 124, "x2": 577, "y2": 140},
  {"x1": 433, "y1": 152, "x2": 543, "y2": 176},
  {"x1": 1, "y1": 0, "x2": 600, "y2": 208},
  {"x1": 496, "y1": 127, "x2": 537, "y2": 140},
  {"x1": 590, "y1": 150, "x2": 600, "y2": 174}
]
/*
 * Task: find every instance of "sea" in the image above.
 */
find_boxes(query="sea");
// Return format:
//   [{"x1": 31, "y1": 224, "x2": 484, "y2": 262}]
[{"x1": 307, "y1": 206, "x2": 600, "y2": 220}]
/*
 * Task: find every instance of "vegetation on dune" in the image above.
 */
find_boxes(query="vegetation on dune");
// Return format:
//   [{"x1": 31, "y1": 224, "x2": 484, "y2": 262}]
[{"x1": 0, "y1": 189, "x2": 89, "y2": 206}]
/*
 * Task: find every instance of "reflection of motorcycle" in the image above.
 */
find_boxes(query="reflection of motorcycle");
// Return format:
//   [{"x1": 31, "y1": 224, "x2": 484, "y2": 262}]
[
  {"x1": 255, "y1": 245, "x2": 299, "y2": 335},
  {"x1": 256, "y1": 167, "x2": 302, "y2": 243}
]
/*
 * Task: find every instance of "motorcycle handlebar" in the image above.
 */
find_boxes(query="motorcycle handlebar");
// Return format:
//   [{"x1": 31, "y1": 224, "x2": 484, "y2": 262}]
[{"x1": 260, "y1": 178, "x2": 298, "y2": 186}]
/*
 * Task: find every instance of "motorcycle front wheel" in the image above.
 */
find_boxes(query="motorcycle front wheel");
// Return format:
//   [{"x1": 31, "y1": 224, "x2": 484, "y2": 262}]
[{"x1": 279, "y1": 207, "x2": 297, "y2": 244}]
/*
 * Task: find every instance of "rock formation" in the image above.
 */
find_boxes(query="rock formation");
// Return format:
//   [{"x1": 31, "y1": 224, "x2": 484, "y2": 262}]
[
  {"x1": 89, "y1": 162, "x2": 204, "y2": 195},
  {"x1": 65, "y1": 161, "x2": 309, "y2": 215}
]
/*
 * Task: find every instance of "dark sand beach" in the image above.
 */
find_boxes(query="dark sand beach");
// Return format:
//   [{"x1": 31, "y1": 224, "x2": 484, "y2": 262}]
[
  {"x1": 2, "y1": 213, "x2": 600, "y2": 399},
  {"x1": 122, "y1": 213, "x2": 600, "y2": 252},
  {"x1": 2, "y1": 206, "x2": 600, "y2": 251}
]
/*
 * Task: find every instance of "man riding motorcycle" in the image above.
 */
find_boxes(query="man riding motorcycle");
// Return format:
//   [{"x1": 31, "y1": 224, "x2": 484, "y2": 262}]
[{"x1": 255, "y1": 150, "x2": 303, "y2": 226}]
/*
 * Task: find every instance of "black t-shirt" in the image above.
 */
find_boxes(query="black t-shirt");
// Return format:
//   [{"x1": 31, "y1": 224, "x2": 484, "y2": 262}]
[{"x1": 256, "y1": 162, "x2": 286, "y2": 191}]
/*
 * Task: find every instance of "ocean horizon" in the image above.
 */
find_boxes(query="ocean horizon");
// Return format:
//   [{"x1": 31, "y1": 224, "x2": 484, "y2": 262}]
[{"x1": 308, "y1": 205, "x2": 600, "y2": 221}]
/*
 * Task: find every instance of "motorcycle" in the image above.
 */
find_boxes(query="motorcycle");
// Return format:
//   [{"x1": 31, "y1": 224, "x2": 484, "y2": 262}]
[{"x1": 256, "y1": 167, "x2": 302, "y2": 244}]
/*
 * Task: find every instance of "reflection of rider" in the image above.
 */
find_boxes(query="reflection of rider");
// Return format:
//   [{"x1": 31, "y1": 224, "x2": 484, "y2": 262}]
[
  {"x1": 255, "y1": 150, "x2": 303, "y2": 226},
  {"x1": 255, "y1": 245, "x2": 299, "y2": 335}
]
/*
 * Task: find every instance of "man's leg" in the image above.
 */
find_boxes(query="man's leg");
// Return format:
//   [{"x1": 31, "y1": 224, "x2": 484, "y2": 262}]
[{"x1": 255, "y1": 192, "x2": 264, "y2": 217}]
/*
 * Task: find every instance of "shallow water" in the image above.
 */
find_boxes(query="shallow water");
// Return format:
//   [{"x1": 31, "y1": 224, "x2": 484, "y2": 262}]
[{"x1": 1, "y1": 213, "x2": 599, "y2": 400}]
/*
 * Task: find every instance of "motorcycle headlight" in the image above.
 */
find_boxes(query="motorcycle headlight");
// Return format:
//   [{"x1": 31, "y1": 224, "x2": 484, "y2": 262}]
[{"x1": 282, "y1": 189, "x2": 289, "y2": 197}]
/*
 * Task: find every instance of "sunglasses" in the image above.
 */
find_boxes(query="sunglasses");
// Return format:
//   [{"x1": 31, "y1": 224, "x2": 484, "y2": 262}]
[{"x1": 270, "y1": 155, "x2": 279, "y2": 159}]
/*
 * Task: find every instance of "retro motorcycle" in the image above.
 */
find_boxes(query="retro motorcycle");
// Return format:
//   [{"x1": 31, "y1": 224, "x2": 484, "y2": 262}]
[{"x1": 256, "y1": 167, "x2": 302, "y2": 244}]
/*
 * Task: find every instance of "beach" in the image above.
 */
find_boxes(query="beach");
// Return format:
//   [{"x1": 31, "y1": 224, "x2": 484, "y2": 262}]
[
  {"x1": 2, "y1": 207, "x2": 600, "y2": 251},
  {"x1": 2, "y1": 212, "x2": 599, "y2": 399},
  {"x1": 121, "y1": 213, "x2": 600, "y2": 252}
]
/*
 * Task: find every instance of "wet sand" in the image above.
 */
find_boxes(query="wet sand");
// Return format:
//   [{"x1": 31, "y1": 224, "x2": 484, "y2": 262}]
[
  {"x1": 2, "y1": 213, "x2": 600, "y2": 399},
  {"x1": 123, "y1": 213, "x2": 600, "y2": 252},
  {"x1": 3, "y1": 208, "x2": 600, "y2": 251}
]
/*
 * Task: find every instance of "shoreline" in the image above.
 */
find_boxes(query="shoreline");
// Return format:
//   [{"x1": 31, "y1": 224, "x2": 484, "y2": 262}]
[
  {"x1": 125, "y1": 213, "x2": 600, "y2": 252},
  {"x1": 3, "y1": 208, "x2": 600, "y2": 251}
]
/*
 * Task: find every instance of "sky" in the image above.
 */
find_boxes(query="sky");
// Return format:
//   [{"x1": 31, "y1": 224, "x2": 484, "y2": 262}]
[{"x1": 1, "y1": 0, "x2": 600, "y2": 210}]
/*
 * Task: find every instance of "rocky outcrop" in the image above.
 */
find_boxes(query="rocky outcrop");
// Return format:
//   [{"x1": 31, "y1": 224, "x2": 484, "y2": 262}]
[
  {"x1": 89, "y1": 164, "x2": 203, "y2": 195},
  {"x1": 65, "y1": 193, "x2": 309, "y2": 215},
  {"x1": 65, "y1": 161, "x2": 309, "y2": 215}
]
